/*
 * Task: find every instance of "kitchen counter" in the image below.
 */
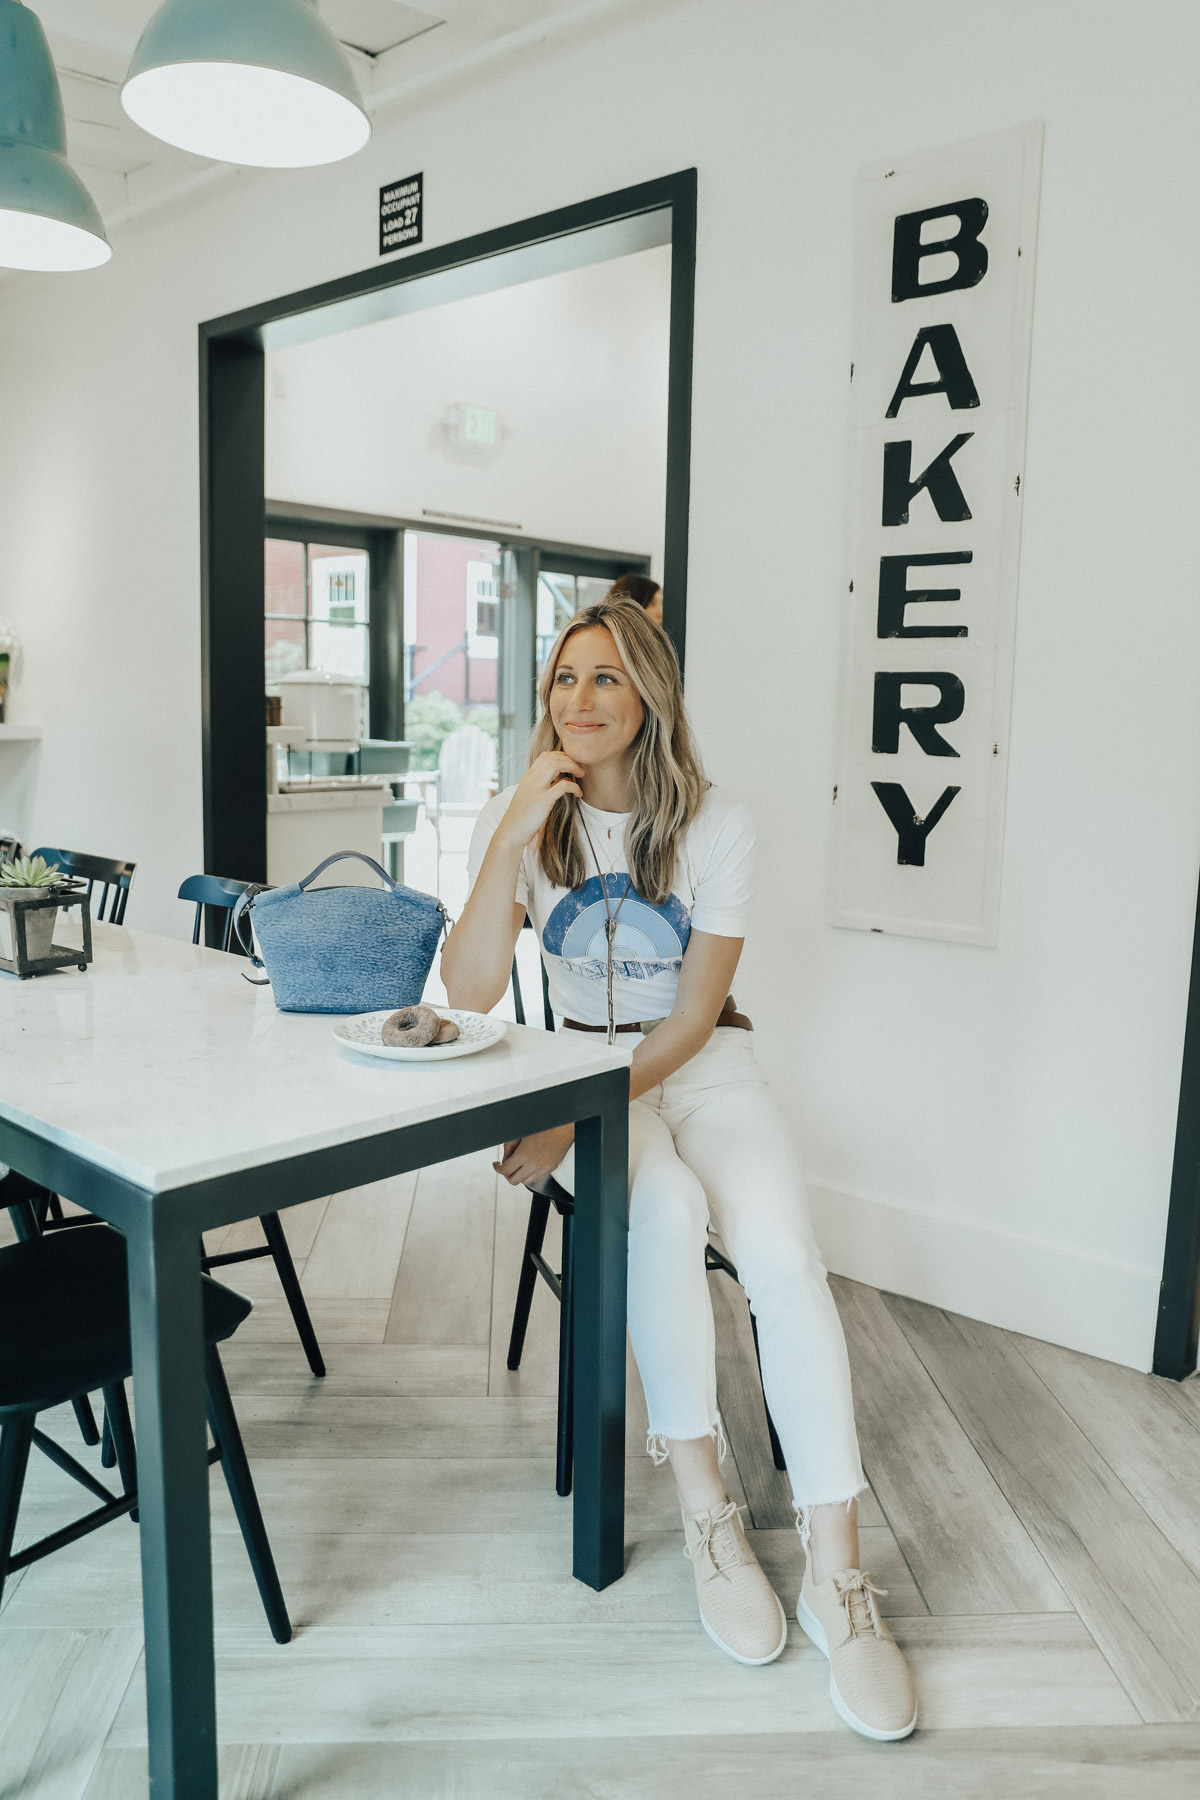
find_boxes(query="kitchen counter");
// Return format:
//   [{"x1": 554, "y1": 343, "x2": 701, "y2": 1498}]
[{"x1": 266, "y1": 782, "x2": 386, "y2": 885}]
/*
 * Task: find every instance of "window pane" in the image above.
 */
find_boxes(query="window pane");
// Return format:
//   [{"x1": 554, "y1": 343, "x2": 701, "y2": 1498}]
[
  {"x1": 309, "y1": 547, "x2": 369, "y2": 624},
  {"x1": 265, "y1": 538, "x2": 305, "y2": 616},
  {"x1": 266, "y1": 617, "x2": 305, "y2": 688},
  {"x1": 404, "y1": 532, "x2": 501, "y2": 769},
  {"x1": 575, "y1": 576, "x2": 613, "y2": 612},
  {"x1": 536, "y1": 572, "x2": 580, "y2": 678},
  {"x1": 466, "y1": 559, "x2": 499, "y2": 660},
  {"x1": 309, "y1": 620, "x2": 369, "y2": 682}
]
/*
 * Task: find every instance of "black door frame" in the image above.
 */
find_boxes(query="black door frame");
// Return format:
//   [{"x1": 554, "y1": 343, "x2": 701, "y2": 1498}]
[
  {"x1": 1155, "y1": 879, "x2": 1200, "y2": 1377},
  {"x1": 200, "y1": 169, "x2": 697, "y2": 886}
]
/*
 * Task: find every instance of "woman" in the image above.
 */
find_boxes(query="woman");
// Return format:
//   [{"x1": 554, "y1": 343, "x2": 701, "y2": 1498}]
[
  {"x1": 441, "y1": 598, "x2": 917, "y2": 1741},
  {"x1": 607, "y1": 571, "x2": 663, "y2": 626}
]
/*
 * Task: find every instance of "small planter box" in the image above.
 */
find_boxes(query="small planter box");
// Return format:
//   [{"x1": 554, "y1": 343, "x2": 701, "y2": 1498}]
[{"x1": 0, "y1": 887, "x2": 92, "y2": 979}]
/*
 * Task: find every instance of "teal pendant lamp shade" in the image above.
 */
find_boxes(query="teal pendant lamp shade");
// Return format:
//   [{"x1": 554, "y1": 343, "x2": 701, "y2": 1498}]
[
  {"x1": 122, "y1": 0, "x2": 371, "y2": 169},
  {"x1": 0, "y1": 1, "x2": 110, "y2": 271}
]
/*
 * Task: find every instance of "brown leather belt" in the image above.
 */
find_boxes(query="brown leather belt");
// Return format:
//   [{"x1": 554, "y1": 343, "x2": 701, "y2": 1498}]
[{"x1": 562, "y1": 996, "x2": 753, "y2": 1035}]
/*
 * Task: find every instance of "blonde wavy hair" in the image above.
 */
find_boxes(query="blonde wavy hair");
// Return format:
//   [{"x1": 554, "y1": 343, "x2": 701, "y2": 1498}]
[{"x1": 530, "y1": 597, "x2": 707, "y2": 906}]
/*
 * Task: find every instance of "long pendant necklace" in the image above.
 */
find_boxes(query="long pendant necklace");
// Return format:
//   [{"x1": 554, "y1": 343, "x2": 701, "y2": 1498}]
[{"x1": 577, "y1": 806, "x2": 632, "y2": 1046}]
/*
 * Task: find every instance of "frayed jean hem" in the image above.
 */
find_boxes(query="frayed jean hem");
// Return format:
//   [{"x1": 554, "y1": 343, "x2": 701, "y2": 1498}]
[
  {"x1": 793, "y1": 1481, "x2": 869, "y2": 1548},
  {"x1": 646, "y1": 1415, "x2": 728, "y2": 1467}
]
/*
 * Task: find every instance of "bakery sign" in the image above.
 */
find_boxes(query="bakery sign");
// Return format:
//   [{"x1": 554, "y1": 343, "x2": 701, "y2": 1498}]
[{"x1": 829, "y1": 124, "x2": 1043, "y2": 946}]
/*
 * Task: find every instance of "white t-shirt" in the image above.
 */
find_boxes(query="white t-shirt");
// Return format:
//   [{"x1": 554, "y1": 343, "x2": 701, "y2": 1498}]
[{"x1": 467, "y1": 786, "x2": 754, "y2": 1026}]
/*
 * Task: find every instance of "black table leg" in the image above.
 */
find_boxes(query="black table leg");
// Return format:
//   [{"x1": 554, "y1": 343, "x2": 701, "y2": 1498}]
[
  {"x1": 570, "y1": 1074, "x2": 629, "y2": 1590},
  {"x1": 125, "y1": 1205, "x2": 219, "y2": 1800}
]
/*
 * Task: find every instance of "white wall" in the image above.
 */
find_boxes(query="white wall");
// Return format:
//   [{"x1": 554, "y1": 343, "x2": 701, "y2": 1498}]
[
  {"x1": 266, "y1": 246, "x2": 669, "y2": 563},
  {"x1": 0, "y1": 0, "x2": 1196, "y2": 1368}
]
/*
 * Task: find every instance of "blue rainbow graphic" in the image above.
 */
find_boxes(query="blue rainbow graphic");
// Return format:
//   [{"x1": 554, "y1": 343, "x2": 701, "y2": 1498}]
[{"x1": 541, "y1": 875, "x2": 691, "y2": 981}]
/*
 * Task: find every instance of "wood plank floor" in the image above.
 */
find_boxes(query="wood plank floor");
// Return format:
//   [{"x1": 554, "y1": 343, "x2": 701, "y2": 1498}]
[{"x1": 2, "y1": 1162, "x2": 1199, "y2": 1797}]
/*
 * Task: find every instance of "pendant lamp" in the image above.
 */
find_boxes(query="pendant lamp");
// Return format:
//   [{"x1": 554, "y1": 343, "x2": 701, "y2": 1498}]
[
  {"x1": 122, "y1": 0, "x2": 371, "y2": 169},
  {"x1": 0, "y1": 0, "x2": 110, "y2": 271}
]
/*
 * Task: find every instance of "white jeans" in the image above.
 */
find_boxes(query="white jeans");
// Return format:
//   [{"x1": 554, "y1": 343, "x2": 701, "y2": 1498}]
[{"x1": 556, "y1": 1028, "x2": 865, "y2": 1511}]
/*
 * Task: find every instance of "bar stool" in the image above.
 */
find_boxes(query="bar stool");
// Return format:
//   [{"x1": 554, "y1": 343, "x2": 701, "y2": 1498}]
[
  {"x1": 504, "y1": 933, "x2": 787, "y2": 1495},
  {"x1": 0, "y1": 1223, "x2": 290, "y2": 1642}
]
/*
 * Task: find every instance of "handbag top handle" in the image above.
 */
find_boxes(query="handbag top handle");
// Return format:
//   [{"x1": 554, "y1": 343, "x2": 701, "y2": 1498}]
[{"x1": 297, "y1": 851, "x2": 396, "y2": 892}]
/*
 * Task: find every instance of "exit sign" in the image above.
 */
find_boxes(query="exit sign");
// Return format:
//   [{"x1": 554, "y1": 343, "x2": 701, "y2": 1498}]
[
  {"x1": 463, "y1": 405, "x2": 496, "y2": 445},
  {"x1": 444, "y1": 402, "x2": 500, "y2": 450}
]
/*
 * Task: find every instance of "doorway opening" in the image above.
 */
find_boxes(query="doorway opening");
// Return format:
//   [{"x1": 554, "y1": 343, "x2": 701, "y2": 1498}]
[{"x1": 200, "y1": 171, "x2": 696, "y2": 891}]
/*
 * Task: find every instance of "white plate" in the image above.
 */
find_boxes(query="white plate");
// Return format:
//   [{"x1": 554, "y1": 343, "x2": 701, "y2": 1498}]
[{"x1": 333, "y1": 1008, "x2": 506, "y2": 1063}]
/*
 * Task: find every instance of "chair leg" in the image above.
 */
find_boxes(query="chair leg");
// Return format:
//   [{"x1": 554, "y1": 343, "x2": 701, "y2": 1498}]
[
  {"x1": 507, "y1": 1192, "x2": 552, "y2": 1371},
  {"x1": 748, "y1": 1312, "x2": 787, "y2": 1472},
  {"x1": 101, "y1": 1381, "x2": 138, "y2": 1521},
  {"x1": 205, "y1": 1345, "x2": 291, "y2": 1644},
  {"x1": 100, "y1": 1410, "x2": 116, "y2": 1467},
  {"x1": 72, "y1": 1393, "x2": 101, "y2": 1449},
  {"x1": 0, "y1": 1417, "x2": 35, "y2": 1609},
  {"x1": 556, "y1": 1210, "x2": 575, "y2": 1499},
  {"x1": 260, "y1": 1212, "x2": 325, "y2": 1378},
  {"x1": 8, "y1": 1197, "x2": 39, "y2": 1242}
]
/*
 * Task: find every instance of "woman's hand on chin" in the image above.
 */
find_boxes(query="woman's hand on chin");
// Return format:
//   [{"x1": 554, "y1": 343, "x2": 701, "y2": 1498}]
[
  {"x1": 494, "y1": 1125, "x2": 575, "y2": 1188},
  {"x1": 497, "y1": 752, "x2": 585, "y2": 849}
]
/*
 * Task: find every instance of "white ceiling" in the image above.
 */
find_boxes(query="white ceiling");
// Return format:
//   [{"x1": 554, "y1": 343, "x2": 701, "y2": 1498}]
[{"x1": 29, "y1": 0, "x2": 603, "y2": 224}]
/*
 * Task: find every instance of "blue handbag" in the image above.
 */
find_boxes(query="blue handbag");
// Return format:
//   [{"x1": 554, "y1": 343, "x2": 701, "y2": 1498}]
[{"x1": 235, "y1": 851, "x2": 448, "y2": 1014}]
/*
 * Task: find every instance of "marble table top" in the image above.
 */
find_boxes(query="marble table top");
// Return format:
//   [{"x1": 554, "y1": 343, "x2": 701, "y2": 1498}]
[{"x1": 0, "y1": 926, "x2": 630, "y2": 1193}]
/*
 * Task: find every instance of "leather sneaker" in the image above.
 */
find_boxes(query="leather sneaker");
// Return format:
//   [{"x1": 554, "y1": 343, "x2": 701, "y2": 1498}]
[
  {"x1": 797, "y1": 1563, "x2": 917, "y2": 1739},
  {"x1": 682, "y1": 1499, "x2": 787, "y2": 1665}
]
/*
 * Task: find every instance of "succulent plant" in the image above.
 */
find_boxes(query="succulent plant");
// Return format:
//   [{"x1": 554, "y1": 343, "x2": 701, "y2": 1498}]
[{"x1": 0, "y1": 854, "x2": 61, "y2": 889}]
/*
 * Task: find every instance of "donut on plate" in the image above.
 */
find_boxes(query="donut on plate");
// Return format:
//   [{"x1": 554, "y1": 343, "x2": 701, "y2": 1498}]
[{"x1": 380, "y1": 1005, "x2": 460, "y2": 1048}]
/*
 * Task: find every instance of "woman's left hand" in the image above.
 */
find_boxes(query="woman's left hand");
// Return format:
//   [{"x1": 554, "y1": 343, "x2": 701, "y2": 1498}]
[{"x1": 494, "y1": 1125, "x2": 574, "y2": 1188}]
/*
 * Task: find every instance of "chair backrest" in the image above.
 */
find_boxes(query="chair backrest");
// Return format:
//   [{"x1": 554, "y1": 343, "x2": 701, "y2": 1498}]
[
  {"x1": 33, "y1": 848, "x2": 135, "y2": 925},
  {"x1": 177, "y1": 874, "x2": 249, "y2": 953},
  {"x1": 511, "y1": 917, "x2": 555, "y2": 1031},
  {"x1": 438, "y1": 725, "x2": 497, "y2": 805}
]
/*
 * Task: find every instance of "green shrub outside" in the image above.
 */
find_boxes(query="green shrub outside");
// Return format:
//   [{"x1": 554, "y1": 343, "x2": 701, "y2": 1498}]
[{"x1": 406, "y1": 691, "x2": 499, "y2": 770}]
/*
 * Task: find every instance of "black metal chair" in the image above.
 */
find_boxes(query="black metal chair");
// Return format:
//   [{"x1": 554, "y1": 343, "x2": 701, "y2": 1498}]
[
  {"x1": 0, "y1": 1223, "x2": 290, "y2": 1643},
  {"x1": 1, "y1": 1168, "x2": 105, "y2": 1451},
  {"x1": 31, "y1": 847, "x2": 135, "y2": 925},
  {"x1": 504, "y1": 934, "x2": 787, "y2": 1496},
  {"x1": 180, "y1": 873, "x2": 252, "y2": 952},
  {"x1": 178, "y1": 875, "x2": 326, "y2": 1379}
]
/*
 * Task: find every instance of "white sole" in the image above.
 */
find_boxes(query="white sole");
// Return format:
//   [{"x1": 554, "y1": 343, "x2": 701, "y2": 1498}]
[
  {"x1": 796, "y1": 1592, "x2": 918, "y2": 1741},
  {"x1": 699, "y1": 1590, "x2": 788, "y2": 1666}
]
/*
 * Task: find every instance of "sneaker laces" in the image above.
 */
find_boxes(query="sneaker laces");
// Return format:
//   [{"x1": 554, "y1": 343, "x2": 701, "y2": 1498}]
[
  {"x1": 684, "y1": 1499, "x2": 745, "y2": 1583},
  {"x1": 834, "y1": 1570, "x2": 888, "y2": 1639}
]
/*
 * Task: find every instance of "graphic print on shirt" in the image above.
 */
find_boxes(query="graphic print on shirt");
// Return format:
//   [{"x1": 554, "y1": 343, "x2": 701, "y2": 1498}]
[{"x1": 540, "y1": 874, "x2": 692, "y2": 983}]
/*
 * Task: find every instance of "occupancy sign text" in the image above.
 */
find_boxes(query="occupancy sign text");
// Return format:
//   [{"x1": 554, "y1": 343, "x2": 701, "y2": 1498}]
[{"x1": 380, "y1": 172, "x2": 423, "y2": 257}]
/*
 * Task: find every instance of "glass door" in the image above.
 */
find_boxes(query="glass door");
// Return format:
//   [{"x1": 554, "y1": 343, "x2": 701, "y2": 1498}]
[
  {"x1": 401, "y1": 530, "x2": 503, "y2": 915},
  {"x1": 535, "y1": 571, "x2": 614, "y2": 684}
]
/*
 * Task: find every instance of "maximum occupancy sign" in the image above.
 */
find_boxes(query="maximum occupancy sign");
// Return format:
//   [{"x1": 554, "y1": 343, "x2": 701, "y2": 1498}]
[{"x1": 380, "y1": 171, "x2": 423, "y2": 256}]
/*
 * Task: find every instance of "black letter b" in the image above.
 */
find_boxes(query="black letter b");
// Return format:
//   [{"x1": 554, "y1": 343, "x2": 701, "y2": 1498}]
[{"x1": 892, "y1": 199, "x2": 988, "y2": 302}]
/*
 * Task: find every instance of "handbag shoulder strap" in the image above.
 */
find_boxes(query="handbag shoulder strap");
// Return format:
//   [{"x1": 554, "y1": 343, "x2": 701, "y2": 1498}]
[
  {"x1": 298, "y1": 851, "x2": 396, "y2": 892},
  {"x1": 233, "y1": 885, "x2": 269, "y2": 974}
]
